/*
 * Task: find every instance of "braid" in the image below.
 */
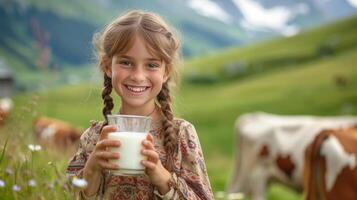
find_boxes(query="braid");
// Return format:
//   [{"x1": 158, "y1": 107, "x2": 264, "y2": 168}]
[
  {"x1": 102, "y1": 74, "x2": 114, "y2": 125},
  {"x1": 157, "y1": 82, "x2": 177, "y2": 171}
]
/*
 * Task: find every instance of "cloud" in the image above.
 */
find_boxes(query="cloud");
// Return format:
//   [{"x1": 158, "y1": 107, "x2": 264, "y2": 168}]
[
  {"x1": 346, "y1": 0, "x2": 357, "y2": 8},
  {"x1": 187, "y1": 0, "x2": 232, "y2": 24},
  {"x1": 233, "y1": 0, "x2": 300, "y2": 36}
]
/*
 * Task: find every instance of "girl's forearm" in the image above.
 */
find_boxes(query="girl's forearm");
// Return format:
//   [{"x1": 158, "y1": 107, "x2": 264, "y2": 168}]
[{"x1": 83, "y1": 166, "x2": 102, "y2": 197}]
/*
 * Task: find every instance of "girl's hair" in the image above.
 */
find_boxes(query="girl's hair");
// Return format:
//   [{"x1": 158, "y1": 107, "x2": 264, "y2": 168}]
[{"x1": 93, "y1": 10, "x2": 181, "y2": 171}]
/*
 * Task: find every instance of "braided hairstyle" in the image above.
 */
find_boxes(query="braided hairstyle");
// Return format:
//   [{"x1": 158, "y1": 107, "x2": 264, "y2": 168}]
[
  {"x1": 93, "y1": 10, "x2": 181, "y2": 171},
  {"x1": 157, "y1": 81, "x2": 178, "y2": 171},
  {"x1": 101, "y1": 74, "x2": 114, "y2": 125}
]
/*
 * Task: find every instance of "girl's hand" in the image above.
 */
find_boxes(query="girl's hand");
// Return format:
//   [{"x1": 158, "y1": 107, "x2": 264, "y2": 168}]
[
  {"x1": 82, "y1": 125, "x2": 120, "y2": 197},
  {"x1": 84, "y1": 125, "x2": 121, "y2": 174},
  {"x1": 141, "y1": 134, "x2": 171, "y2": 194}
]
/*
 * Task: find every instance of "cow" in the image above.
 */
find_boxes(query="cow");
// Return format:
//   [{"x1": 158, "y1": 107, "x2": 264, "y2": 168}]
[
  {"x1": 226, "y1": 112, "x2": 357, "y2": 200},
  {"x1": 304, "y1": 126, "x2": 357, "y2": 200},
  {"x1": 33, "y1": 117, "x2": 82, "y2": 149},
  {"x1": 0, "y1": 98, "x2": 13, "y2": 125}
]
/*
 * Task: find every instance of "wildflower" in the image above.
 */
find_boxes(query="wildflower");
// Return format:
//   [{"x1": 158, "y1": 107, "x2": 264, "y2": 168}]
[
  {"x1": 12, "y1": 184, "x2": 20, "y2": 192},
  {"x1": 28, "y1": 179, "x2": 37, "y2": 187},
  {"x1": 5, "y1": 167, "x2": 13, "y2": 175},
  {"x1": 227, "y1": 192, "x2": 245, "y2": 200},
  {"x1": 0, "y1": 179, "x2": 5, "y2": 187},
  {"x1": 72, "y1": 177, "x2": 87, "y2": 188},
  {"x1": 28, "y1": 144, "x2": 42, "y2": 151}
]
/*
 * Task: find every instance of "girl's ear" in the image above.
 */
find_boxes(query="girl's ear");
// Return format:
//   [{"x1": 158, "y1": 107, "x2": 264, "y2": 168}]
[
  {"x1": 104, "y1": 60, "x2": 113, "y2": 78},
  {"x1": 163, "y1": 63, "x2": 172, "y2": 83}
]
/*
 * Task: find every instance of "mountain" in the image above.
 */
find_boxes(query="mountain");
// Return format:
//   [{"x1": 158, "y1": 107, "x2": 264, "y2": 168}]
[
  {"x1": 192, "y1": 0, "x2": 357, "y2": 36},
  {"x1": 0, "y1": 0, "x2": 356, "y2": 75}
]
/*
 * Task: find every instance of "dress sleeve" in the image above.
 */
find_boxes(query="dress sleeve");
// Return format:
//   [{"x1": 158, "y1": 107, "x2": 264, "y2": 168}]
[
  {"x1": 66, "y1": 121, "x2": 103, "y2": 200},
  {"x1": 166, "y1": 121, "x2": 214, "y2": 200}
]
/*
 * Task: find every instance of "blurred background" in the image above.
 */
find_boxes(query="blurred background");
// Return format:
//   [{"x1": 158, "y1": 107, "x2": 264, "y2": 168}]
[{"x1": 0, "y1": 0, "x2": 356, "y2": 199}]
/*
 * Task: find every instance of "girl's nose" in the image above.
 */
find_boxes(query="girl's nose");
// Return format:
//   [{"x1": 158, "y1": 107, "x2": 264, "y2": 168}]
[{"x1": 130, "y1": 65, "x2": 146, "y2": 82}]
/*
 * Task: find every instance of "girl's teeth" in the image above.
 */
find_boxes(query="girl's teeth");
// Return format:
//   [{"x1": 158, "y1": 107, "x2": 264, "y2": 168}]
[{"x1": 127, "y1": 86, "x2": 146, "y2": 92}]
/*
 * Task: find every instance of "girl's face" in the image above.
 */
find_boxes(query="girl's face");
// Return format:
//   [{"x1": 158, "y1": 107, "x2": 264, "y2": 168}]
[{"x1": 106, "y1": 36, "x2": 169, "y2": 110}]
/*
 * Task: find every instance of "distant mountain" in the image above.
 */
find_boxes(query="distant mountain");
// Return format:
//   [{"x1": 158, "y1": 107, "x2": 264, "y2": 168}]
[
  {"x1": 191, "y1": 0, "x2": 357, "y2": 36},
  {"x1": 0, "y1": 0, "x2": 356, "y2": 73}
]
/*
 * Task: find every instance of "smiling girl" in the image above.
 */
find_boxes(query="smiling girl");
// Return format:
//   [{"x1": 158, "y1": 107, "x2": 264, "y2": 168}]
[{"x1": 67, "y1": 10, "x2": 214, "y2": 200}]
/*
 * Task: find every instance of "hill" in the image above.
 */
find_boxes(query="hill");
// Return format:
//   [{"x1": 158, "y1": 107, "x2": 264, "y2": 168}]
[{"x1": 184, "y1": 15, "x2": 357, "y2": 83}]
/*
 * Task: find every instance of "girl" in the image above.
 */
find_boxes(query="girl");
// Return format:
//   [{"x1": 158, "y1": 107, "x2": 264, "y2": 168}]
[{"x1": 67, "y1": 10, "x2": 214, "y2": 200}]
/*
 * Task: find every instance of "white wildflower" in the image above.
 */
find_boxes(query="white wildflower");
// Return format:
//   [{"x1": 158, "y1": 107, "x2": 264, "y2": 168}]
[
  {"x1": 227, "y1": 192, "x2": 245, "y2": 200},
  {"x1": 28, "y1": 144, "x2": 42, "y2": 151},
  {"x1": 0, "y1": 180, "x2": 5, "y2": 187},
  {"x1": 28, "y1": 179, "x2": 37, "y2": 187},
  {"x1": 72, "y1": 177, "x2": 87, "y2": 188},
  {"x1": 12, "y1": 184, "x2": 20, "y2": 192}
]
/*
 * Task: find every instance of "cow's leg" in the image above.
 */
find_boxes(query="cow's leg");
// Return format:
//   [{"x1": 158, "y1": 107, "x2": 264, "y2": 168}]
[
  {"x1": 250, "y1": 164, "x2": 269, "y2": 200},
  {"x1": 226, "y1": 136, "x2": 260, "y2": 196}
]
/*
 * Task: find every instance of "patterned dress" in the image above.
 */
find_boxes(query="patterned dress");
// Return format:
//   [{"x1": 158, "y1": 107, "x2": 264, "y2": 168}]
[{"x1": 67, "y1": 118, "x2": 214, "y2": 200}]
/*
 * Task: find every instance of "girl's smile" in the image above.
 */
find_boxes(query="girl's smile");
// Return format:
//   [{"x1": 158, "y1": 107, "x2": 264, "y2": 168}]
[{"x1": 124, "y1": 84, "x2": 151, "y2": 96}]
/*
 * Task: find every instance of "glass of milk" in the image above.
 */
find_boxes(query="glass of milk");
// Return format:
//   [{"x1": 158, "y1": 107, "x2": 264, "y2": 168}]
[{"x1": 107, "y1": 114, "x2": 152, "y2": 176}]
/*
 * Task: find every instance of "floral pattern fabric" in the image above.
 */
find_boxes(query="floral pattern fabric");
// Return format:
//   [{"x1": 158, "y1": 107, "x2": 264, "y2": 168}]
[{"x1": 67, "y1": 119, "x2": 214, "y2": 200}]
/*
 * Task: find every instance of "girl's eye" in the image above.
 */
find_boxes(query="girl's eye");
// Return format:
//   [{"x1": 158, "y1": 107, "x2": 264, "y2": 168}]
[
  {"x1": 148, "y1": 63, "x2": 159, "y2": 69},
  {"x1": 119, "y1": 60, "x2": 132, "y2": 67}
]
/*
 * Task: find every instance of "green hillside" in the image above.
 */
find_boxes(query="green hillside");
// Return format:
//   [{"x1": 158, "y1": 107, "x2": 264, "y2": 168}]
[
  {"x1": 1, "y1": 16, "x2": 357, "y2": 199},
  {"x1": 184, "y1": 16, "x2": 357, "y2": 82}
]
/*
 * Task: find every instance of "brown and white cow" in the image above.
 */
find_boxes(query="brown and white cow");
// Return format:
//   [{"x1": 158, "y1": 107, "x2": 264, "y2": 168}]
[
  {"x1": 33, "y1": 117, "x2": 82, "y2": 149},
  {"x1": 226, "y1": 112, "x2": 357, "y2": 200},
  {"x1": 0, "y1": 98, "x2": 13, "y2": 125},
  {"x1": 304, "y1": 126, "x2": 357, "y2": 200}
]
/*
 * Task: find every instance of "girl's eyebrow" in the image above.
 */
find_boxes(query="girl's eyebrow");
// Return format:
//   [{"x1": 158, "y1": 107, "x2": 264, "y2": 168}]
[
  {"x1": 118, "y1": 55, "x2": 133, "y2": 59},
  {"x1": 119, "y1": 55, "x2": 161, "y2": 62}
]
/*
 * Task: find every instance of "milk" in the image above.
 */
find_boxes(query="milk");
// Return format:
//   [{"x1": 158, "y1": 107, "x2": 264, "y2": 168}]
[{"x1": 108, "y1": 131, "x2": 147, "y2": 175}]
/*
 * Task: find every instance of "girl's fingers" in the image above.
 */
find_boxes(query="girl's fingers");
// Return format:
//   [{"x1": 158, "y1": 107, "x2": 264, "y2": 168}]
[
  {"x1": 97, "y1": 151, "x2": 120, "y2": 160},
  {"x1": 141, "y1": 160, "x2": 156, "y2": 170},
  {"x1": 142, "y1": 139, "x2": 154, "y2": 150},
  {"x1": 98, "y1": 160, "x2": 120, "y2": 170},
  {"x1": 96, "y1": 139, "x2": 120, "y2": 149},
  {"x1": 141, "y1": 149, "x2": 159, "y2": 162},
  {"x1": 146, "y1": 133, "x2": 154, "y2": 143},
  {"x1": 100, "y1": 125, "x2": 118, "y2": 140}
]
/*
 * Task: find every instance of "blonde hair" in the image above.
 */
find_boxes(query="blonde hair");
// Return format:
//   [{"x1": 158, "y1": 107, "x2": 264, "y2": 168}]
[{"x1": 93, "y1": 10, "x2": 181, "y2": 171}]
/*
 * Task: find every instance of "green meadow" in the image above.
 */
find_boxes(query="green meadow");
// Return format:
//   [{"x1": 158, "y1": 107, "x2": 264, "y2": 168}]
[{"x1": 1, "y1": 16, "x2": 357, "y2": 199}]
